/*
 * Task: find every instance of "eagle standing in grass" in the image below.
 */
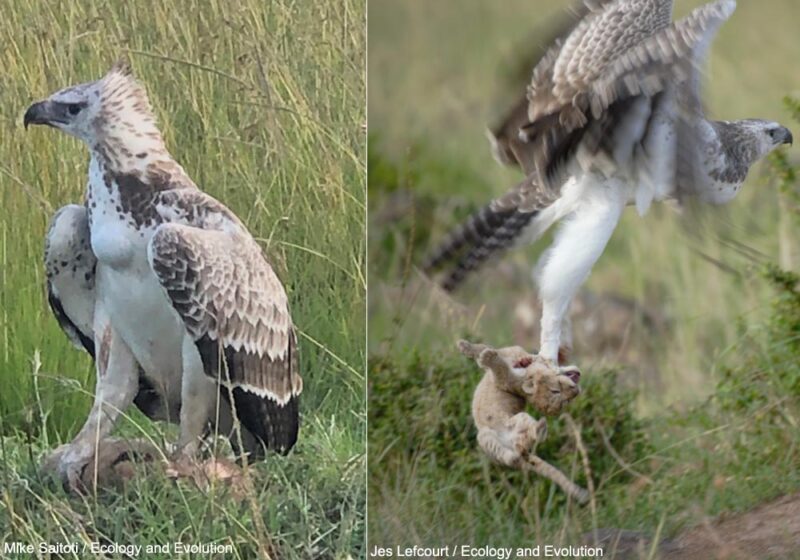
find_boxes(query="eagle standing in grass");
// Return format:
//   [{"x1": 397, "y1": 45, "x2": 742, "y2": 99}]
[
  {"x1": 25, "y1": 60, "x2": 302, "y2": 487},
  {"x1": 425, "y1": 0, "x2": 792, "y2": 370}
]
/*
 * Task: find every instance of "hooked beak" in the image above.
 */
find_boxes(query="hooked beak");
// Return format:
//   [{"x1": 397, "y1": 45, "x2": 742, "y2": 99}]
[
  {"x1": 24, "y1": 101, "x2": 56, "y2": 130},
  {"x1": 779, "y1": 126, "x2": 793, "y2": 146}
]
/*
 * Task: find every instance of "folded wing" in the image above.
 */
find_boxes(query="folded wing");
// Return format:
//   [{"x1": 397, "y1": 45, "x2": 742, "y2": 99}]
[{"x1": 147, "y1": 203, "x2": 302, "y2": 455}]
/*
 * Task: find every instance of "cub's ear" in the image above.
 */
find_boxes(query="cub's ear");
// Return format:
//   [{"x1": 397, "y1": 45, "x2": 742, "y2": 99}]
[
  {"x1": 521, "y1": 375, "x2": 538, "y2": 395},
  {"x1": 476, "y1": 348, "x2": 502, "y2": 371}
]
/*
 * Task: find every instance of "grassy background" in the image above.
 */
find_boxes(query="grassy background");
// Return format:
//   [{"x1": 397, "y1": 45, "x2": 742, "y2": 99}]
[
  {"x1": 0, "y1": 0, "x2": 365, "y2": 558},
  {"x1": 368, "y1": 0, "x2": 800, "y2": 553}
]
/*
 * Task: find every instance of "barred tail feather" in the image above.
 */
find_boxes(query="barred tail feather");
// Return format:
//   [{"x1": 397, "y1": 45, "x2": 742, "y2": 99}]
[
  {"x1": 438, "y1": 210, "x2": 538, "y2": 292},
  {"x1": 422, "y1": 205, "x2": 515, "y2": 273}
]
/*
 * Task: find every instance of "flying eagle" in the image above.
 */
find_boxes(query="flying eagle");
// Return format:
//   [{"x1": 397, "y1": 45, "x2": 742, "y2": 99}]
[
  {"x1": 26, "y1": 60, "x2": 302, "y2": 486},
  {"x1": 424, "y1": 0, "x2": 792, "y2": 367}
]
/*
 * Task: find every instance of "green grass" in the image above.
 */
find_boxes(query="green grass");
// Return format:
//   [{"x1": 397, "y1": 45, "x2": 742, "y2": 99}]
[
  {"x1": 369, "y1": 263, "x2": 800, "y2": 548},
  {"x1": 368, "y1": 137, "x2": 800, "y2": 552},
  {"x1": 0, "y1": 0, "x2": 365, "y2": 557},
  {"x1": 368, "y1": 0, "x2": 800, "y2": 552}
]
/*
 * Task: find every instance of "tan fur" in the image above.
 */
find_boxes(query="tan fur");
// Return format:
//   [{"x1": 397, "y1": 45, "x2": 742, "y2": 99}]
[
  {"x1": 63, "y1": 437, "x2": 245, "y2": 499},
  {"x1": 459, "y1": 340, "x2": 588, "y2": 504}
]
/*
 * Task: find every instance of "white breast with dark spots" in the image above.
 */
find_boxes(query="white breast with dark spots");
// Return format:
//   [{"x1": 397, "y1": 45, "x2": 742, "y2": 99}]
[
  {"x1": 699, "y1": 177, "x2": 743, "y2": 205},
  {"x1": 87, "y1": 157, "x2": 145, "y2": 267},
  {"x1": 86, "y1": 155, "x2": 184, "y2": 397},
  {"x1": 696, "y1": 147, "x2": 746, "y2": 206},
  {"x1": 694, "y1": 119, "x2": 757, "y2": 206}
]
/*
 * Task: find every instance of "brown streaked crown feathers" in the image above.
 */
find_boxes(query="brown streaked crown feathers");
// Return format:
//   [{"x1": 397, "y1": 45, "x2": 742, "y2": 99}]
[{"x1": 110, "y1": 56, "x2": 133, "y2": 77}]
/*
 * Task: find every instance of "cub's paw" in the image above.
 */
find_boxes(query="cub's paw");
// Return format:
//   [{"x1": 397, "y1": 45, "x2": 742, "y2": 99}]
[{"x1": 511, "y1": 415, "x2": 548, "y2": 456}]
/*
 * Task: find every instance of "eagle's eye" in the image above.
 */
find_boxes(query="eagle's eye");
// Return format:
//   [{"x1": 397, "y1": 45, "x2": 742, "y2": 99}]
[{"x1": 67, "y1": 103, "x2": 84, "y2": 116}]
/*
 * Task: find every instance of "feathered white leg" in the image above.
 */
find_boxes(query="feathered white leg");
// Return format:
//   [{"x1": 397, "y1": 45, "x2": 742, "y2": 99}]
[
  {"x1": 44, "y1": 308, "x2": 139, "y2": 489},
  {"x1": 176, "y1": 334, "x2": 217, "y2": 456},
  {"x1": 177, "y1": 335, "x2": 262, "y2": 459},
  {"x1": 559, "y1": 313, "x2": 574, "y2": 363},
  {"x1": 537, "y1": 181, "x2": 626, "y2": 362}
]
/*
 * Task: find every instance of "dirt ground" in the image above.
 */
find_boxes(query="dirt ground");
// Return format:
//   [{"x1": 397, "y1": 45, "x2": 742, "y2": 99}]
[{"x1": 589, "y1": 493, "x2": 800, "y2": 559}]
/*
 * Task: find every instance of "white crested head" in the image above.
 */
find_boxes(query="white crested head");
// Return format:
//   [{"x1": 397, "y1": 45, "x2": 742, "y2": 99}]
[
  {"x1": 707, "y1": 119, "x2": 793, "y2": 183},
  {"x1": 725, "y1": 119, "x2": 794, "y2": 162},
  {"x1": 739, "y1": 119, "x2": 794, "y2": 159},
  {"x1": 24, "y1": 59, "x2": 168, "y2": 169}
]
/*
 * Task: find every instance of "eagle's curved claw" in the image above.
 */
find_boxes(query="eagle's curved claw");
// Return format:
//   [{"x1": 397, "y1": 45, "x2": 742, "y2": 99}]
[
  {"x1": 530, "y1": 354, "x2": 582, "y2": 388},
  {"x1": 41, "y1": 443, "x2": 94, "y2": 492}
]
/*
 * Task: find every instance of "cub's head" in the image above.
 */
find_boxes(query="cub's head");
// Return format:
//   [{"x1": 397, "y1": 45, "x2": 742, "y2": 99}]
[
  {"x1": 458, "y1": 340, "x2": 581, "y2": 415},
  {"x1": 519, "y1": 358, "x2": 580, "y2": 416}
]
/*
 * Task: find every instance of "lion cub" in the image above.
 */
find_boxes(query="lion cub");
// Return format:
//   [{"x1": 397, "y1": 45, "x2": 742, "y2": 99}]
[{"x1": 458, "y1": 340, "x2": 588, "y2": 503}]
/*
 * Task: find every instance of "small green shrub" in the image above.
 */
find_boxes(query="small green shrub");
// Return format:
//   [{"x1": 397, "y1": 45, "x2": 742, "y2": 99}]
[{"x1": 368, "y1": 347, "x2": 651, "y2": 508}]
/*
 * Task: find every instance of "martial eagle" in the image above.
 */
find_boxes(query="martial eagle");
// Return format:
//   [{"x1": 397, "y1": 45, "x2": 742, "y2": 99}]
[
  {"x1": 425, "y1": 0, "x2": 792, "y2": 368},
  {"x1": 25, "y1": 60, "x2": 302, "y2": 487}
]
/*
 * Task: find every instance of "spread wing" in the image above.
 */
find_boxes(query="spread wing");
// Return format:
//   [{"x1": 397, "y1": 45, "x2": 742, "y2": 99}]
[
  {"x1": 492, "y1": 0, "x2": 734, "y2": 189},
  {"x1": 528, "y1": 0, "x2": 675, "y2": 124},
  {"x1": 147, "y1": 194, "x2": 302, "y2": 454},
  {"x1": 426, "y1": 0, "x2": 736, "y2": 291},
  {"x1": 530, "y1": 0, "x2": 735, "y2": 188},
  {"x1": 489, "y1": 0, "x2": 621, "y2": 173}
]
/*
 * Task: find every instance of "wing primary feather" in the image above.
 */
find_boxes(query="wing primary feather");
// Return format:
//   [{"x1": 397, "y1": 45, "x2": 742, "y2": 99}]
[{"x1": 197, "y1": 334, "x2": 300, "y2": 455}]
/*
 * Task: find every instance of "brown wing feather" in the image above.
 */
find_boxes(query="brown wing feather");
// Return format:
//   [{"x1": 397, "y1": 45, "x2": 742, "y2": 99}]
[
  {"x1": 492, "y1": 0, "x2": 673, "y2": 179},
  {"x1": 148, "y1": 219, "x2": 302, "y2": 453},
  {"x1": 489, "y1": 1, "x2": 608, "y2": 174},
  {"x1": 529, "y1": 0, "x2": 674, "y2": 123},
  {"x1": 522, "y1": 0, "x2": 734, "y2": 188}
]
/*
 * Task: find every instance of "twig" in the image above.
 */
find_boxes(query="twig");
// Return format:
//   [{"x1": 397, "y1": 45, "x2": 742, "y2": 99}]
[
  {"x1": 594, "y1": 417, "x2": 654, "y2": 487},
  {"x1": 124, "y1": 49, "x2": 254, "y2": 90},
  {"x1": 564, "y1": 414, "x2": 598, "y2": 529}
]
